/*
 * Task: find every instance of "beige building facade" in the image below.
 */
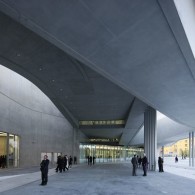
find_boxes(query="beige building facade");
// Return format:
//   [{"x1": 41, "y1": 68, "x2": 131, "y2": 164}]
[{"x1": 164, "y1": 138, "x2": 189, "y2": 157}]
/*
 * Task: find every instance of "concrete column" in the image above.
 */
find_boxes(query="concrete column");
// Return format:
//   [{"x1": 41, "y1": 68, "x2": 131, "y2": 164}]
[
  {"x1": 72, "y1": 128, "x2": 79, "y2": 163},
  {"x1": 144, "y1": 107, "x2": 157, "y2": 171},
  {"x1": 189, "y1": 132, "x2": 192, "y2": 166},
  {"x1": 192, "y1": 131, "x2": 194, "y2": 167}
]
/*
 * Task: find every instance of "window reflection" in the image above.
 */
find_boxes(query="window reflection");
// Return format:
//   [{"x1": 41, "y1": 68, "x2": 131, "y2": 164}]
[{"x1": 0, "y1": 131, "x2": 19, "y2": 168}]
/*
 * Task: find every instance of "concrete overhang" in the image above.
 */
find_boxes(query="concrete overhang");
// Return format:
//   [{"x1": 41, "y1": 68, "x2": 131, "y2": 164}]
[{"x1": 0, "y1": 0, "x2": 195, "y2": 146}]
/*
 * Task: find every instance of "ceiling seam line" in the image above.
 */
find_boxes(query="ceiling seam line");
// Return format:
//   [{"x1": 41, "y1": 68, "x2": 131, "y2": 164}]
[
  {"x1": 0, "y1": 90, "x2": 63, "y2": 119},
  {"x1": 0, "y1": 55, "x2": 78, "y2": 127}
]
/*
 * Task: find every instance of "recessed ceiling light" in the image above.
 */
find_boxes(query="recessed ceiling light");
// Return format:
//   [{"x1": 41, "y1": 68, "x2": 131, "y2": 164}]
[{"x1": 16, "y1": 53, "x2": 21, "y2": 57}]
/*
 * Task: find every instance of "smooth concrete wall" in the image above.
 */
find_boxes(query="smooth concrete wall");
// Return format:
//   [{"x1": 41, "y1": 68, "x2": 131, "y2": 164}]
[{"x1": 0, "y1": 65, "x2": 78, "y2": 167}]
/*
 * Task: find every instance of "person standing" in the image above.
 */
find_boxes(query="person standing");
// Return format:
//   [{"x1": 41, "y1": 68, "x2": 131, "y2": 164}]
[
  {"x1": 175, "y1": 155, "x2": 178, "y2": 163},
  {"x1": 158, "y1": 156, "x2": 164, "y2": 172},
  {"x1": 40, "y1": 155, "x2": 50, "y2": 185},
  {"x1": 74, "y1": 156, "x2": 77, "y2": 164},
  {"x1": 87, "y1": 156, "x2": 90, "y2": 165},
  {"x1": 89, "y1": 156, "x2": 92, "y2": 166},
  {"x1": 142, "y1": 153, "x2": 148, "y2": 176},
  {"x1": 138, "y1": 156, "x2": 142, "y2": 168},
  {"x1": 93, "y1": 156, "x2": 96, "y2": 165},
  {"x1": 131, "y1": 154, "x2": 138, "y2": 176}
]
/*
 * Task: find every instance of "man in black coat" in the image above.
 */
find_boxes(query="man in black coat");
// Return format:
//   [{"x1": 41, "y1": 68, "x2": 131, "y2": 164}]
[
  {"x1": 158, "y1": 156, "x2": 164, "y2": 172},
  {"x1": 142, "y1": 153, "x2": 148, "y2": 176},
  {"x1": 56, "y1": 155, "x2": 62, "y2": 172},
  {"x1": 40, "y1": 155, "x2": 50, "y2": 185},
  {"x1": 131, "y1": 154, "x2": 138, "y2": 176}
]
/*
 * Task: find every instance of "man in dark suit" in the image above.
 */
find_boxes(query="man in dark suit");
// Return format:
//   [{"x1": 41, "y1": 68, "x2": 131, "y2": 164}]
[
  {"x1": 142, "y1": 153, "x2": 148, "y2": 176},
  {"x1": 40, "y1": 155, "x2": 50, "y2": 185},
  {"x1": 131, "y1": 154, "x2": 138, "y2": 176},
  {"x1": 158, "y1": 156, "x2": 164, "y2": 172}
]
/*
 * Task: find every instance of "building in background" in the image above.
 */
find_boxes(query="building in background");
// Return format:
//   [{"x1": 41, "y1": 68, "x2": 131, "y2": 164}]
[{"x1": 164, "y1": 138, "x2": 189, "y2": 158}]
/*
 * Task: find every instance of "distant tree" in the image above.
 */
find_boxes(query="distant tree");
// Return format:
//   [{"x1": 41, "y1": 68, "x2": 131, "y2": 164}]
[
  {"x1": 180, "y1": 149, "x2": 184, "y2": 158},
  {"x1": 184, "y1": 149, "x2": 188, "y2": 157}
]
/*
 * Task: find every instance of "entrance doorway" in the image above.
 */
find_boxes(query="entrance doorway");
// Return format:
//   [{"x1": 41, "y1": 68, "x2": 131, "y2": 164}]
[
  {"x1": 79, "y1": 144, "x2": 143, "y2": 163},
  {"x1": 0, "y1": 132, "x2": 19, "y2": 168}
]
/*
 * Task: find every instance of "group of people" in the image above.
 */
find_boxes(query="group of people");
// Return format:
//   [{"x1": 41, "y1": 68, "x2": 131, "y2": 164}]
[
  {"x1": 55, "y1": 155, "x2": 72, "y2": 173},
  {"x1": 131, "y1": 154, "x2": 164, "y2": 176},
  {"x1": 40, "y1": 153, "x2": 167, "y2": 185},
  {"x1": 0, "y1": 155, "x2": 6, "y2": 168},
  {"x1": 131, "y1": 153, "x2": 148, "y2": 176},
  {"x1": 40, "y1": 154, "x2": 76, "y2": 186},
  {"x1": 87, "y1": 156, "x2": 96, "y2": 165}
]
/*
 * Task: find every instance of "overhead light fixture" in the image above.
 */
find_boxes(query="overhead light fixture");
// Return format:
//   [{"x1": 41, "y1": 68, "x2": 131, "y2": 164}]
[{"x1": 79, "y1": 120, "x2": 125, "y2": 126}]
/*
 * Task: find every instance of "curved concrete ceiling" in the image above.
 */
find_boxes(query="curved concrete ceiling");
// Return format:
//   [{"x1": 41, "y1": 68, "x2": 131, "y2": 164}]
[
  {"x1": 130, "y1": 116, "x2": 193, "y2": 147},
  {"x1": 0, "y1": 0, "x2": 195, "y2": 146},
  {"x1": 0, "y1": 8, "x2": 147, "y2": 145}
]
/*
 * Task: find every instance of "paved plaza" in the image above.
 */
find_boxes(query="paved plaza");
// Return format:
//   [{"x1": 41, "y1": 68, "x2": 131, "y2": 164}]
[{"x1": 0, "y1": 157, "x2": 195, "y2": 195}]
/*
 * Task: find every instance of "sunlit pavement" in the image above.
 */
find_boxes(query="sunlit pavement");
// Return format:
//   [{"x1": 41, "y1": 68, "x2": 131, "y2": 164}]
[{"x1": 164, "y1": 157, "x2": 195, "y2": 180}]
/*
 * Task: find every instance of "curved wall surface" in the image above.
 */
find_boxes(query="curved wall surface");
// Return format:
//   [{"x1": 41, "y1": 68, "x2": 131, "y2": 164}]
[{"x1": 0, "y1": 65, "x2": 77, "y2": 167}]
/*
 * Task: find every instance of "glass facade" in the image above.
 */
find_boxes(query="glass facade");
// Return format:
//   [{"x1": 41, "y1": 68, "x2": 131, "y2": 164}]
[
  {"x1": 79, "y1": 144, "x2": 143, "y2": 163},
  {"x1": 0, "y1": 131, "x2": 19, "y2": 168}
]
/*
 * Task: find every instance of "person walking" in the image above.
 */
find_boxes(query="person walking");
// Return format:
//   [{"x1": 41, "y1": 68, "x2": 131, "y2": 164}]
[
  {"x1": 40, "y1": 155, "x2": 50, "y2": 185},
  {"x1": 56, "y1": 155, "x2": 63, "y2": 173},
  {"x1": 142, "y1": 153, "x2": 148, "y2": 176},
  {"x1": 69, "y1": 156, "x2": 73, "y2": 168},
  {"x1": 63, "y1": 155, "x2": 69, "y2": 171},
  {"x1": 131, "y1": 154, "x2": 138, "y2": 176}
]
